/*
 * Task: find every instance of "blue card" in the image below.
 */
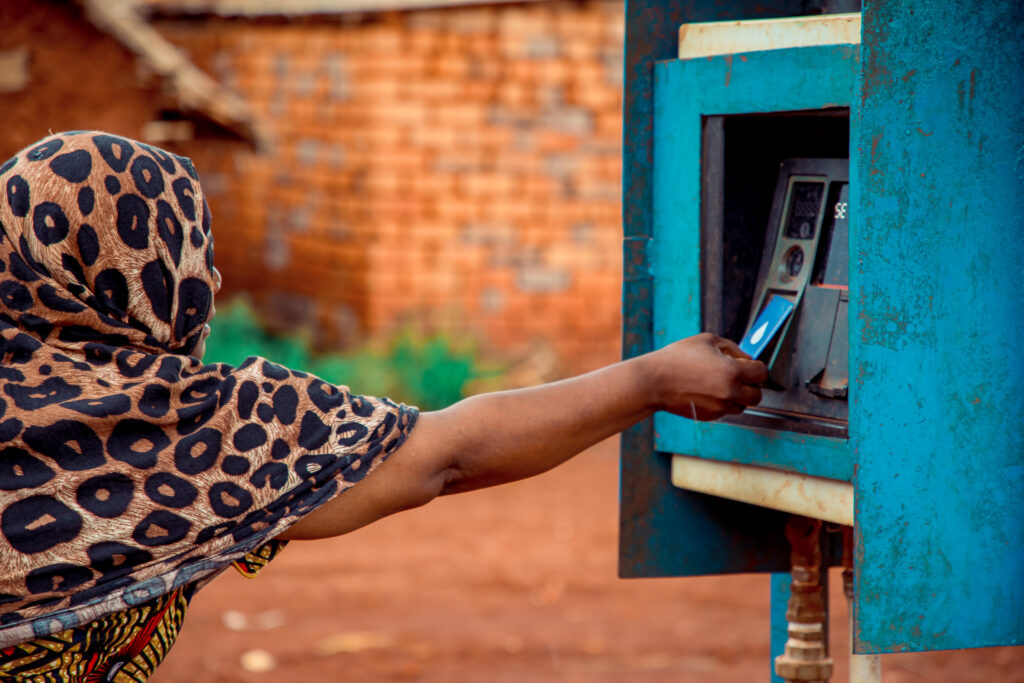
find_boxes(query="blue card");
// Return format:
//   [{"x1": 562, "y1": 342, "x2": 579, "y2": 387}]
[{"x1": 739, "y1": 295, "x2": 795, "y2": 358}]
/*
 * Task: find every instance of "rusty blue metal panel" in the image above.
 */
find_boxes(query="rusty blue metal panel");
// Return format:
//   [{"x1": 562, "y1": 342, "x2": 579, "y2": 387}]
[
  {"x1": 651, "y1": 47, "x2": 857, "y2": 483},
  {"x1": 770, "y1": 572, "x2": 791, "y2": 683},
  {"x1": 620, "y1": 0, "x2": 811, "y2": 579},
  {"x1": 853, "y1": 0, "x2": 1024, "y2": 653}
]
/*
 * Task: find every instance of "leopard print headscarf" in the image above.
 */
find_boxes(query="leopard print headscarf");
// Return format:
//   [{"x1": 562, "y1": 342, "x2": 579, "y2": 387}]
[{"x1": 0, "y1": 132, "x2": 417, "y2": 648}]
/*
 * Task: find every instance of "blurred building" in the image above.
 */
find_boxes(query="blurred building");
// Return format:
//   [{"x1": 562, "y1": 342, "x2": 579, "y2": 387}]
[{"x1": 1, "y1": 0, "x2": 625, "y2": 375}]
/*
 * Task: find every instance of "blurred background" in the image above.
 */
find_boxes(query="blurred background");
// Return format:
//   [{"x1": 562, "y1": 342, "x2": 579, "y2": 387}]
[
  {"x1": 1, "y1": 0, "x2": 625, "y2": 403},
  {"x1": 2, "y1": 1, "x2": 1021, "y2": 680}
]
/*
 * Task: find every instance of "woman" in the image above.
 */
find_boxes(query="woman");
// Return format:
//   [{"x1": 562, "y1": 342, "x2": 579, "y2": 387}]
[{"x1": 0, "y1": 132, "x2": 765, "y2": 681}]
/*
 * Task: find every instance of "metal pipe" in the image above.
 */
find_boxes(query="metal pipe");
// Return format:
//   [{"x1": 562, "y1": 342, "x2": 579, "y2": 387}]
[{"x1": 775, "y1": 516, "x2": 834, "y2": 683}]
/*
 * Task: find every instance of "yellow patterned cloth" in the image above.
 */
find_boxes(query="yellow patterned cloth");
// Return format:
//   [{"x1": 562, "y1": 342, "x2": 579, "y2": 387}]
[{"x1": 0, "y1": 541, "x2": 286, "y2": 682}]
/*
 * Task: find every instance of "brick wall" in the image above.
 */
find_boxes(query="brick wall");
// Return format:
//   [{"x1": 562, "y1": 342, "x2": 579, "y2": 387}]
[
  {"x1": 159, "y1": 0, "x2": 626, "y2": 375},
  {"x1": 0, "y1": 0, "x2": 179, "y2": 160}
]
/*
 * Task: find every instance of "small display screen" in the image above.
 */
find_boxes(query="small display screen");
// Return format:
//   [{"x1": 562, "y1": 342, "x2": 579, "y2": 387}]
[{"x1": 784, "y1": 181, "x2": 825, "y2": 239}]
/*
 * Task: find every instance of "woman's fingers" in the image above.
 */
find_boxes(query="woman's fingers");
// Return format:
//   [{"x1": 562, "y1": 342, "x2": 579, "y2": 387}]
[
  {"x1": 649, "y1": 333, "x2": 768, "y2": 420},
  {"x1": 724, "y1": 400, "x2": 746, "y2": 415},
  {"x1": 715, "y1": 337, "x2": 752, "y2": 360},
  {"x1": 677, "y1": 396, "x2": 748, "y2": 421},
  {"x1": 733, "y1": 383, "x2": 763, "y2": 407},
  {"x1": 711, "y1": 336, "x2": 768, "y2": 384},
  {"x1": 736, "y1": 358, "x2": 768, "y2": 385}
]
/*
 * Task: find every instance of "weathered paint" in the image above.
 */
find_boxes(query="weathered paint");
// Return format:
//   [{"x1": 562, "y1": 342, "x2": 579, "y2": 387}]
[
  {"x1": 649, "y1": 46, "x2": 858, "y2": 483},
  {"x1": 645, "y1": 44, "x2": 855, "y2": 500},
  {"x1": 619, "y1": 0, "x2": 808, "y2": 580},
  {"x1": 852, "y1": 0, "x2": 1024, "y2": 653},
  {"x1": 622, "y1": 0, "x2": 1024, "y2": 659},
  {"x1": 660, "y1": 418, "x2": 852, "y2": 481},
  {"x1": 769, "y1": 572, "x2": 790, "y2": 683}
]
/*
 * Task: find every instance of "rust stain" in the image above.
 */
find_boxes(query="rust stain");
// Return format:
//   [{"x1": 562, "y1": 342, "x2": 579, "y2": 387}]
[
  {"x1": 723, "y1": 55, "x2": 732, "y2": 87},
  {"x1": 869, "y1": 131, "x2": 883, "y2": 176},
  {"x1": 969, "y1": 68, "x2": 976, "y2": 98},
  {"x1": 901, "y1": 69, "x2": 917, "y2": 82},
  {"x1": 915, "y1": 127, "x2": 932, "y2": 137}
]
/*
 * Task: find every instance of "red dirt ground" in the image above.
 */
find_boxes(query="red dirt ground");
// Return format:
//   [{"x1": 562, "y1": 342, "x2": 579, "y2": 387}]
[{"x1": 154, "y1": 440, "x2": 1024, "y2": 682}]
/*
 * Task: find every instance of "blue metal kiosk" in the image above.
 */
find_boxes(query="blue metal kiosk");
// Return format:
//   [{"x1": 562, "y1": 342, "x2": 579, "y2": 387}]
[{"x1": 619, "y1": 0, "x2": 1023, "y2": 678}]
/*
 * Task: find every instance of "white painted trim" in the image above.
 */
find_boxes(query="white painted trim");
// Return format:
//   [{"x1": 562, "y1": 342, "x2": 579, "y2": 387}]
[
  {"x1": 678, "y1": 12, "x2": 861, "y2": 60},
  {"x1": 670, "y1": 454, "x2": 854, "y2": 526}
]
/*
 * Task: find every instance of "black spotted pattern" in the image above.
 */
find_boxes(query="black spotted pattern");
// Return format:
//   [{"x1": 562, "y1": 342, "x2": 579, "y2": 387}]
[
  {"x1": 26, "y1": 563, "x2": 93, "y2": 595},
  {"x1": 31, "y1": 202, "x2": 70, "y2": 246},
  {"x1": 23, "y1": 420, "x2": 105, "y2": 471},
  {"x1": 49, "y1": 150, "x2": 92, "y2": 184},
  {"x1": 2, "y1": 495, "x2": 82, "y2": 554},
  {"x1": 0, "y1": 280, "x2": 32, "y2": 312},
  {"x1": 115, "y1": 194, "x2": 149, "y2": 250},
  {"x1": 298, "y1": 411, "x2": 331, "y2": 450},
  {"x1": 77, "y1": 187, "x2": 95, "y2": 216},
  {"x1": 144, "y1": 473, "x2": 198, "y2": 508},
  {"x1": 0, "y1": 132, "x2": 419, "y2": 649},
  {"x1": 208, "y1": 482, "x2": 252, "y2": 518},
  {"x1": 0, "y1": 447, "x2": 54, "y2": 491},
  {"x1": 108, "y1": 419, "x2": 170, "y2": 469},
  {"x1": 272, "y1": 385, "x2": 298, "y2": 424},
  {"x1": 130, "y1": 155, "x2": 164, "y2": 199},
  {"x1": 61, "y1": 394, "x2": 131, "y2": 417},
  {"x1": 138, "y1": 383, "x2": 170, "y2": 417},
  {"x1": 94, "y1": 268, "x2": 130, "y2": 318},
  {"x1": 87, "y1": 542, "x2": 152, "y2": 578},
  {"x1": 155, "y1": 200, "x2": 184, "y2": 266},
  {"x1": 76, "y1": 224, "x2": 101, "y2": 265},
  {"x1": 232, "y1": 423, "x2": 267, "y2": 452},
  {"x1": 132, "y1": 510, "x2": 191, "y2": 547},
  {"x1": 93, "y1": 134, "x2": 133, "y2": 173},
  {"x1": 6, "y1": 176, "x2": 29, "y2": 218},
  {"x1": 27, "y1": 139, "x2": 63, "y2": 162},
  {"x1": 173, "y1": 428, "x2": 221, "y2": 475},
  {"x1": 76, "y1": 473, "x2": 134, "y2": 518},
  {"x1": 172, "y1": 177, "x2": 196, "y2": 222}
]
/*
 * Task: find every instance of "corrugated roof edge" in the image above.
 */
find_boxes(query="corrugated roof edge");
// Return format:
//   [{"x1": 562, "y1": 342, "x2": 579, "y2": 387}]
[
  {"x1": 80, "y1": 0, "x2": 269, "y2": 150},
  {"x1": 140, "y1": 0, "x2": 550, "y2": 17}
]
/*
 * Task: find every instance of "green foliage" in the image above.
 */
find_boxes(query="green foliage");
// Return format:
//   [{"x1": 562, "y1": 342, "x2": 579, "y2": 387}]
[{"x1": 203, "y1": 298, "x2": 494, "y2": 410}]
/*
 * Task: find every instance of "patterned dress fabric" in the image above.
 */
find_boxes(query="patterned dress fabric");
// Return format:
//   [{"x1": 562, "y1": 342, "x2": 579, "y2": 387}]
[
  {"x1": 0, "y1": 541, "x2": 287, "y2": 682},
  {"x1": 0, "y1": 133, "x2": 418, "y2": 657}
]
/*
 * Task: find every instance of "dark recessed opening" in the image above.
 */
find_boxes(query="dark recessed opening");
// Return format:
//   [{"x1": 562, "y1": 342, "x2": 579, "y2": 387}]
[{"x1": 701, "y1": 109, "x2": 850, "y2": 437}]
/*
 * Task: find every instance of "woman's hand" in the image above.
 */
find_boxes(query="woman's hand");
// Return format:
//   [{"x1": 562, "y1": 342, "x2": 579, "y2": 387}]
[{"x1": 638, "y1": 333, "x2": 767, "y2": 421}]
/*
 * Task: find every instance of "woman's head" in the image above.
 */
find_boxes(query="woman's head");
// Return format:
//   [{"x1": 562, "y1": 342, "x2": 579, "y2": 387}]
[{"x1": 0, "y1": 131, "x2": 217, "y2": 356}]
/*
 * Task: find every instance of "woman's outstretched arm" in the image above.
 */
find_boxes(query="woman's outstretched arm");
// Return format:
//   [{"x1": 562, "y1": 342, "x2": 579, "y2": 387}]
[{"x1": 279, "y1": 333, "x2": 766, "y2": 540}]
